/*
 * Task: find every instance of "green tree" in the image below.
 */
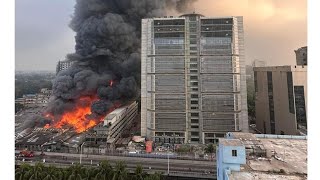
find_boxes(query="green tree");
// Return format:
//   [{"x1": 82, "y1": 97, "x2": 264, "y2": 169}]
[
  {"x1": 144, "y1": 172, "x2": 162, "y2": 180},
  {"x1": 43, "y1": 165, "x2": 63, "y2": 180},
  {"x1": 205, "y1": 143, "x2": 216, "y2": 153},
  {"x1": 24, "y1": 162, "x2": 46, "y2": 180},
  {"x1": 67, "y1": 164, "x2": 86, "y2": 180},
  {"x1": 112, "y1": 161, "x2": 128, "y2": 180},
  {"x1": 82, "y1": 167, "x2": 98, "y2": 180},
  {"x1": 132, "y1": 164, "x2": 145, "y2": 180},
  {"x1": 15, "y1": 163, "x2": 31, "y2": 180},
  {"x1": 95, "y1": 160, "x2": 114, "y2": 180}
]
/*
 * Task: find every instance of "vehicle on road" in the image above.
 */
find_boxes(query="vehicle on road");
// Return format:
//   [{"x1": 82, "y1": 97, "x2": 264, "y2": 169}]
[{"x1": 19, "y1": 150, "x2": 34, "y2": 157}]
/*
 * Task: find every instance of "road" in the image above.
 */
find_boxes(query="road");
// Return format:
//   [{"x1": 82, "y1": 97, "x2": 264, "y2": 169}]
[{"x1": 16, "y1": 151, "x2": 217, "y2": 179}]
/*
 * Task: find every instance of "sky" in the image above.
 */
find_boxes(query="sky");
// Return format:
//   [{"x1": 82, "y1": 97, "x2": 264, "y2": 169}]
[{"x1": 15, "y1": 0, "x2": 307, "y2": 71}]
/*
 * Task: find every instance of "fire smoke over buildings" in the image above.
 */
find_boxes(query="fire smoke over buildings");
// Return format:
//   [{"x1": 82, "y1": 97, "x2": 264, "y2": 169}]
[{"x1": 44, "y1": 0, "x2": 197, "y2": 132}]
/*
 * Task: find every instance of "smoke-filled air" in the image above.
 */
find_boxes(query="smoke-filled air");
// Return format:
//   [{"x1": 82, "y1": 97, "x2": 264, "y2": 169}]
[{"x1": 42, "y1": 0, "x2": 197, "y2": 133}]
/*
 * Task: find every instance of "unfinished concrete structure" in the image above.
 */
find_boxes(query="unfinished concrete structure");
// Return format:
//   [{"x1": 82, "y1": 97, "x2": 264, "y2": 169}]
[
  {"x1": 141, "y1": 13, "x2": 248, "y2": 144},
  {"x1": 56, "y1": 60, "x2": 74, "y2": 74},
  {"x1": 294, "y1": 46, "x2": 307, "y2": 66},
  {"x1": 254, "y1": 66, "x2": 307, "y2": 135}
]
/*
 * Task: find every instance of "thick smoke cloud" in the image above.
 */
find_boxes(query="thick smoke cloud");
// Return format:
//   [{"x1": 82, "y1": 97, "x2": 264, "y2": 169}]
[{"x1": 45, "y1": 0, "x2": 196, "y2": 127}]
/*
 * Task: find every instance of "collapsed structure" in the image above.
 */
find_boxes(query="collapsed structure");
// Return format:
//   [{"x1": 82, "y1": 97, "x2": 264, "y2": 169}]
[{"x1": 15, "y1": 102, "x2": 138, "y2": 153}]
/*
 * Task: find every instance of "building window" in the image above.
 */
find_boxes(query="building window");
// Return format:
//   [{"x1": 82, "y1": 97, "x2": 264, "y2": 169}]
[
  {"x1": 294, "y1": 86, "x2": 307, "y2": 129},
  {"x1": 191, "y1": 113, "x2": 199, "y2": 117},
  {"x1": 287, "y1": 72, "x2": 295, "y2": 114},
  {"x1": 232, "y1": 150, "x2": 237, "y2": 157},
  {"x1": 191, "y1": 119, "x2": 199, "y2": 123},
  {"x1": 191, "y1": 100, "x2": 198, "y2": 104},
  {"x1": 190, "y1": 76, "x2": 198, "y2": 80},
  {"x1": 254, "y1": 71, "x2": 258, "y2": 92},
  {"x1": 191, "y1": 82, "x2": 198, "y2": 86},
  {"x1": 191, "y1": 132, "x2": 199, "y2": 136},
  {"x1": 190, "y1": 64, "x2": 198, "y2": 68},
  {"x1": 267, "y1": 71, "x2": 275, "y2": 134},
  {"x1": 191, "y1": 94, "x2": 198, "y2": 98},
  {"x1": 190, "y1": 58, "x2": 197, "y2": 62},
  {"x1": 190, "y1": 46, "x2": 197, "y2": 51}
]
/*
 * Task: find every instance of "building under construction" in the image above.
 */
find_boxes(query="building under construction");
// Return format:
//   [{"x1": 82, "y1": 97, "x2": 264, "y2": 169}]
[{"x1": 141, "y1": 13, "x2": 248, "y2": 144}]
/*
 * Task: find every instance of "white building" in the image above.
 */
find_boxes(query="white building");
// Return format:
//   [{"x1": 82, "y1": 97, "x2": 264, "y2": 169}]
[{"x1": 85, "y1": 101, "x2": 138, "y2": 150}]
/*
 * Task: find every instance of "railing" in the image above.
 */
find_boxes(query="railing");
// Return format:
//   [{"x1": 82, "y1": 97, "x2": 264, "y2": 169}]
[{"x1": 255, "y1": 134, "x2": 307, "y2": 140}]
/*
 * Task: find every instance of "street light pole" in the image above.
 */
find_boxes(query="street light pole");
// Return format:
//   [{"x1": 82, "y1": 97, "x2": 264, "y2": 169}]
[
  {"x1": 167, "y1": 153, "x2": 170, "y2": 175},
  {"x1": 80, "y1": 142, "x2": 85, "y2": 164}
]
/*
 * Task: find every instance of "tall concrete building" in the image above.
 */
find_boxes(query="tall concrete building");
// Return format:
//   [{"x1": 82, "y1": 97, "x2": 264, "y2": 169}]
[
  {"x1": 56, "y1": 60, "x2": 74, "y2": 74},
  {"x1": 294, "y1": 46, "x2": 307, "y2": 66},
  {"x1": 141, "y1": 14, "x2": 248, "y2": 144},
  {"x1": 254, "y1": 66, "x2": 307, "y2": 135}
]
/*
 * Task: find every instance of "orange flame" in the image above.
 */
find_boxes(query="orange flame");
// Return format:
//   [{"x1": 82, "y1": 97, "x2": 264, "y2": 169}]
[
  {"x1": 44, "y1": 124, "x2": 50, "y2": 129},
  {"x1": 44, "y1": 96, "x2": 121, "y2": 133}
]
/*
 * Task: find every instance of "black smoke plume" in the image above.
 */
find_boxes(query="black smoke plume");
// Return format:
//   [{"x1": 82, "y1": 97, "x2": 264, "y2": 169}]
[{"x1": 45, "y1": 0, "x2": 197, "y2": 126}]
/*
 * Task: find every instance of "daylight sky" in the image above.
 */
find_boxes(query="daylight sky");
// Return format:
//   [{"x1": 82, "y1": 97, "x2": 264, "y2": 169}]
[{"x1": 15, "y1": 0, "x2": 307, "y2": 71}]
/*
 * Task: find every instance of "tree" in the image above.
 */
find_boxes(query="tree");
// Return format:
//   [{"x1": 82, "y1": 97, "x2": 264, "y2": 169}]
[
  {"x1": 132, "y1": 164, "x2": 146, "y2": 180},
  {"x1": 24, "y1": 162, "x2": 46, "y2": 180},
  {"x1": 205, "y1": 143, "x2": 216, "y2": 153},
  {"x1": 67, "y1": 164, "x2": 86, "y2": 180},
  {"x1": 95, "y1": 160, "x2": 114, "y2": 180},
  {"x1": 43, "y1": 165, "x2": 63, "y2": 180},
  {"x1": 144, "y1": 172, "x2": 162, "y2": 180},
  {"x1": 15, "y1": 163, "x2": 31, "y2": 180},
  {"x1": 112, "y1": 161, "x2": 128, "y2": 180}
]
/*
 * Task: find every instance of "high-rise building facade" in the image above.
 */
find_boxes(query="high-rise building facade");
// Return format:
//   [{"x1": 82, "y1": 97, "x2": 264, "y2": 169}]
[
  {"x1": 56, "y1": 60, "x2": 74, "y2": 74},
  {"x1": 254, "y1": 65, "x2": 307, "y2": 135},
  {"x1": 141, "y1": 14, "x2": 248, "y2": 144}
]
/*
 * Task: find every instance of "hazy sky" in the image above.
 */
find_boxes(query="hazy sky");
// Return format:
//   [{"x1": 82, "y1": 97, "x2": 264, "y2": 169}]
[{"x1": 15, "y1": 0, "x2": 307, "y2": 71}]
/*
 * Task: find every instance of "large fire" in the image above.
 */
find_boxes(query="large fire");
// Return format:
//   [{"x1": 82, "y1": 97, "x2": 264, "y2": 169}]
[{"x1": 44, "y1": 95, "x2": 121, "y2": 133}]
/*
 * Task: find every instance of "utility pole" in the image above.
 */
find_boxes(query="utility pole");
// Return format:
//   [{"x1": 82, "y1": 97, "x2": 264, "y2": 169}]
[
  {"x1": 167, "y1": 153, "x2": 170, "y2": 175},
  {"x1": 80, "y1": 142, "x2": 85, "y2": 164}
]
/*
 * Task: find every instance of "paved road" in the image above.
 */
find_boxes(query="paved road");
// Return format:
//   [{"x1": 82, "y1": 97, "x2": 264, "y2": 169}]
[{"x1": 16, "y1": 151, "x2": 217, "y2": 179}]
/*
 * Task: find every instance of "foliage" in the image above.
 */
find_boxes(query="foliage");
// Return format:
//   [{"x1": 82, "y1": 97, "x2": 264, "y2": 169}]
[
  {"x1": 176, "y1": 144, "x2": 192, "y2": 153},
  {"x1": 15, "y1": 161, "x2": 163, "y2": 180},
  {"x1": 15, "y1": 103, "x2": 24, "y2": 113},
  {"x1": 205, "y1": 143, "x2": 216, "y2": 153},
  {"x1": 15, "y1": 72, "x2": 54, "y2": 99},
  {"x1": 247, "y1": 75, "x2": 256, "y2": 124}
]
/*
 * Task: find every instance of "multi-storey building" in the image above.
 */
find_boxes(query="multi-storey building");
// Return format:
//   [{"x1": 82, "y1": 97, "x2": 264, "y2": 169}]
[
  {"x1": 141, "y1": 13, "x2": 248, "y2": 144},
  {"x1": 56, "y1": 60, "x2": 74, "y2": 74},
  {"x1": 294, "y1": 46, "x2": 307, "y2": 66},
  {"x1": 254, "y1": 65, "x2": 307, "y2": 135}
]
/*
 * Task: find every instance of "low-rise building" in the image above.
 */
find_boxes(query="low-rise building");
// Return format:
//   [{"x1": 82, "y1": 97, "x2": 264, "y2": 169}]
[
  {"x1": 84, "y1": 101, "x2": 138, "y2": 152},
  {"x1": 15, "y1": 88, "x2": 52, "y2": 107},
  {"x1": 217, "y1": 132, "x2": 307, "y2": 180}
]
